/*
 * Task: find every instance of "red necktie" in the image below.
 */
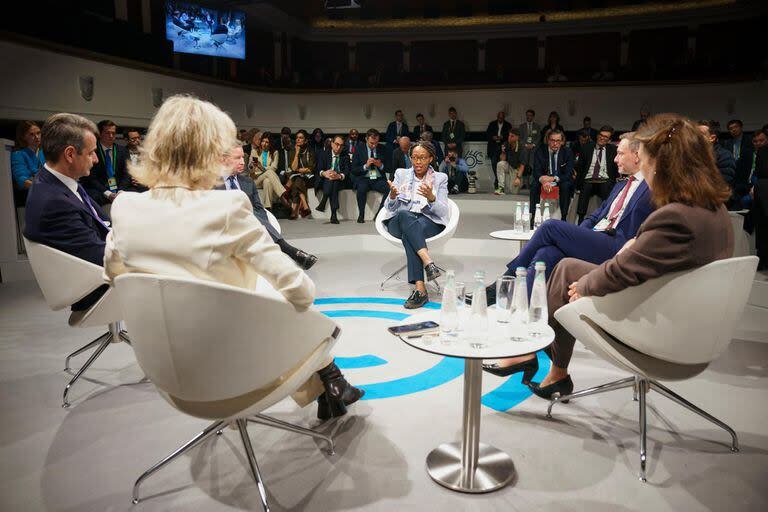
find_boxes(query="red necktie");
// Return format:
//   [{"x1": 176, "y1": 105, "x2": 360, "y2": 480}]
[{"x1": 607, "y1": 176, "x2": 635, "y2": 228}]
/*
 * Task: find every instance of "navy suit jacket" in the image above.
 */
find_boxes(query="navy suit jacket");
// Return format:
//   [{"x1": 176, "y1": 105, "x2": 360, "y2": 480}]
[
  {"x1": 24, "y1": 166, "x2": 110, "y2": 266},
  {"x1": 486, "y1": 120, "x2": 511, "y2": 156},
  {"x1": 385, "y1": 121, "x2": 409, "y2": 152},
  {"x1": 533, "y1": 146, "x2": 575, "y2": 185},
  {"x1": 351, "y1": 143, "x2": 386, "y2": 182},
  {"x1": 81, "y1": 143, "x2": 131, "y2": 205},
  {"x1": 316, "y1": 149, "x2": 353, "y2": 189},
  {"x1": 216, "y1": 174, "x2": 282, "y2": 243},
  {"x1": 580, "y1": 177, "x2": 654, "y2": 247},
  {"x1": 576, "y1": 142, "x2": 619, "y2": 188}
]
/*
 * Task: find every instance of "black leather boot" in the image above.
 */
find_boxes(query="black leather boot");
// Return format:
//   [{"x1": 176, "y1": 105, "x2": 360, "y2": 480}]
[{"x1": 316, "y1": 361, "x2": 365, "y2": 420}]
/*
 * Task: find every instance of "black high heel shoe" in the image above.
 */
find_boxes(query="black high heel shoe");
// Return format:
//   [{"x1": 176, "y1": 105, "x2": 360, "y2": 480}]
[
  {"x1": 482, "y1": 356, "x2": 538, "y2": 384},
  {"x1": 316, "y1": 362, "x2": 365, "y2": 420},
  {"x1": 529, "y1": 375, "x2": 574, "y2": 402}
]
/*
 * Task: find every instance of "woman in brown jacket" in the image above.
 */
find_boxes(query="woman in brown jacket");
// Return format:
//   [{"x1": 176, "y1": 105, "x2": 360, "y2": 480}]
[{"x1": 508, "y1": 114, "x2": 734, "y2": 399}]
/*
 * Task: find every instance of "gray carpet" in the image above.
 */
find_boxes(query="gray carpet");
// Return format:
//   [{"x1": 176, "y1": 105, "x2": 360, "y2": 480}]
[{"x1": 1, "y1": 209, "x2": 767, "y2": 512}]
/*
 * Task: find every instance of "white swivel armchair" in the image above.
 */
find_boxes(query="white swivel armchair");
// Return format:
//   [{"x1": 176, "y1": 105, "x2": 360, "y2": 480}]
[
  {"x1": 375, "y1": 199, "x2": 460, "y2": 291},
  {"x1": 114, "y1": 273, "x2": 342, "y2": 511},
  {"x1": 549, "y1": 256, "x2": 758, "y2": 482},
  {"x1": 23, "y1": 238, "x2": 127, "y2": 407}
]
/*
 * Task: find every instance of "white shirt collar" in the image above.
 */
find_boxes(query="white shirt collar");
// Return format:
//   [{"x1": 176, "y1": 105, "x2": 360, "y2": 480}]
[
  {"x1": 45, "y1": 164, "x2": 80, "y2": 199},
  {"x1": 630, "y1": 170, "x2": 645, "y2": 182}
]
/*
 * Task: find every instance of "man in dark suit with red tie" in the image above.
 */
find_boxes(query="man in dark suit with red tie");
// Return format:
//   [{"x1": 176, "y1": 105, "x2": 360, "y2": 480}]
[
  {"x1": 531, "y1": 129, "x2": 576, "y2": 224},
  {"x1": 575, "y1": 125, "x2": 618, "y2": 223},
  {"x1": 317, "y1": 135, "x2": 353, "y2": 224},
  {"x1": 24, "y1": 113, "x2": 110, "y2": 311}
]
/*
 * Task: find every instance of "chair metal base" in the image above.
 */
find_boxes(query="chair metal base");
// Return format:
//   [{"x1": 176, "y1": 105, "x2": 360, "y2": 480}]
[
  {"x1": 546, "y1": 376, "x2": 739, "y2": 482},
  {"x1": 62, "y1": 322, "x2": 123, "y2": 408},
  {"x1": 133, "y1": 414, "x2": 335, "y2": 510},
  {"x1": 380, "y1": 264, "x2": 443, "y2": 294}
]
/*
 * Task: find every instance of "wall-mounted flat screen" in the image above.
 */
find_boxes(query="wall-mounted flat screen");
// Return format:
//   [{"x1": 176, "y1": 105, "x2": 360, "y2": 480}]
[{"x1": 165, "y1": 1, "x2": 246, "y2": 60}]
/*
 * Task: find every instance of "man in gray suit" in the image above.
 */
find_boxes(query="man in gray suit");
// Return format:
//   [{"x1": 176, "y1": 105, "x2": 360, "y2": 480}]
[
  {"x1": 221, "y1": 146, "x2": 317, "y2": 270},
  {"x1": 519, "y1": 109, "x2": 541, "y2": 189}
]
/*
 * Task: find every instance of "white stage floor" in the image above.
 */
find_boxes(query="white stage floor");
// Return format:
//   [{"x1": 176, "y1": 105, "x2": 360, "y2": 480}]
[{"x1": 1, "y1": 198, "x2": 767, "y2": 511}]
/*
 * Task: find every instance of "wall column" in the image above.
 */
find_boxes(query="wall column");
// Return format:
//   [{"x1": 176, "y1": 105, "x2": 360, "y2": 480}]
[
  {"x1": 114, "y1": 0, "x2": 128, "y2": 21},
  {"x1": 348, "y1": 42, "x2": 357, "y2": 72},
  {"x1": 478, "y1": 39, "x2": 486, "y2": 72},
  {"x1": 273, "y1": 32, "x2": 283, "y2": 80},
  {"x1": 537, "y1": 35, "x2": 546, "y2": 71},
  {"x1": 403, "y1": 41, "x2": 411, "y2": 72},
  {"x1": 620, "y1": 30, "x2": 629, "y2": 67}
]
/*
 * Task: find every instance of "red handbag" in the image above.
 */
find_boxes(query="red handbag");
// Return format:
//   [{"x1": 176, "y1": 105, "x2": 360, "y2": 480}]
[{"x1": 540, "y1": 186, "x2": 559, "y2": 201}]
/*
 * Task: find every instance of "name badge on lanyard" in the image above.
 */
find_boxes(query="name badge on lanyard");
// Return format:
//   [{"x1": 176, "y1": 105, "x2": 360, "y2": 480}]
[{"x1": 101, "y1": 145, "x2": 118, "y2": 192}]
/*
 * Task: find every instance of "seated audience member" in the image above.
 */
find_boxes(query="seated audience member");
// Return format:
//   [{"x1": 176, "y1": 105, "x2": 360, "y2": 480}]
[
  {"x1": 81, "y1": 120, "x2": 131, "y2": 206},
  {"x1": 753, "y1": 136, "x2": 768, "y2": 269},
  {"x1": 241, "y1": 128, "x2": 259, "y2": 156},
  {"x1": 24, "y1": 113, "x2": 109, "y2": 311},
  {"x1": 351, "y1": 128, "x2": 389, "y2": 223},
  {"x1": 724, "y1": 119, "x2": 752, "y2": 166},
  {"x1": 698, "y1": 120, "x2": 736, "y2": 194},
  {"x1": 346, "y1": 129, "x2": 364, "y2": 161},
  {"x1": 737, "y1": 129, "x2": 768, "y2": 210},
  {"x1": 288, "y1": 129, "x2": 315, "y2": 219},
  {"x1": 385, "y1": 110, "x2": 409, "y2": 160},
  {"x1": 220, "y1": 145, "x2": 316, "y2": 270},
  {"x1": 124, "y1": 129, "x2": 148, "y2": 193},
  {"x1": 530, "y1": 129, "x2": 575, "y2": 225},
  {"x1": 420, "y1": 131, "x2": 444, "y2": 165},
  {"x1": 540, "y1": 111, "x2": 565, "y2": 145},
  {"x1": 486, "y1": 111, "x2": 512, "y2": 191},
  {"x1": 316, "y1": 135, "x2": 353, "y2": 224},
  {"x1": 580, "y1": 117, "x2": 598, "y2": 141},
  {"x1": 546, "y1": 65, "x2": 568, "y2": 83},
  {"x1": 526, "y1": 114, "x2": 734, "y2": 399},
  {"x1": 276, "y1": 133, "x2": 294, "y2": 182},
  {"x1": 249, "y1": 132, "x2": 286, "y2": 211},
  {"x1": 104, "y1": 95, "x2": 363, "y2": 420},
  {"x1": 411, "y1": 113, "x2": 433, "y2": 141},
  {"x1": 571, "y1": 129, "x2": 593, "y2": 166},
  {"x1": 11, "y1": 121, "x2": 45, "y2": 190},
  {"x1": 575, "y1": 125, "x2": 618, "y2": 223},
  {"x1": 478, "y1": 132, "x2": 654, "y2": 379},
  {"x1": 631, "y1": 109, "x2": 650, "y2": 131},
  {"x1": 310, "y1": 128, "x2": 326, "y2": 169},
  {"x1": 495, "y1": 128, "x2": 524, "y2": 195},
  {"x1": 439, "y1": 149, "x2": 469, "y2": 194},
  {"x1": 392, "y1": 136, "x2": 413, "y2": 176},
  {"x1": 382, "y1": 141, "x2": 450, "y2": 309}
]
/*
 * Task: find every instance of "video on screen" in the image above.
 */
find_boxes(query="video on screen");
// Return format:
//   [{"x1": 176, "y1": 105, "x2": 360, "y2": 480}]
[{"x1": 165, "y1": 1, "x2": 246, "y2": 60}]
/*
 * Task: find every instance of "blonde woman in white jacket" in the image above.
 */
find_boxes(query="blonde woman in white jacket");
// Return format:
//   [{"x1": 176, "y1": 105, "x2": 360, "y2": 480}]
[{"x1": 104, "y1": 95, "x2": 363, "y2": 420}]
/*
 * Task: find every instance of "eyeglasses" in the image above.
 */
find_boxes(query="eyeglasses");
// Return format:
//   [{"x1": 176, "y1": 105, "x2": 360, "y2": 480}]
[{"x1": 411, "y1": 155, "x2": 431, "y2": 162}]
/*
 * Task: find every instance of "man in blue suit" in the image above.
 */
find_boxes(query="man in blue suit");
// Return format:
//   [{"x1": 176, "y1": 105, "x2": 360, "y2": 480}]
[
  {"x1": 351, "y1": 128, "x2": 389, "y2": 223},
  {"x1": 476, "y1": 133, "x2": 653, "y2": 305},
  {"x1": 530, "y1": 129, "x2": 576, "y2": 224},
  {"x1": 316, "y1": 135, "x2": 353, "y2": 224},
  {"x1": 24, "y1": 113, "x2": 109, "y2": 311}
]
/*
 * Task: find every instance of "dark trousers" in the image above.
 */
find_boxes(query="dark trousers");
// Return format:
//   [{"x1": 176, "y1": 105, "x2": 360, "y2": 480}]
[
  {"x1": 577, "y1": 180, "x2": 613, "y2": 223},
  {"x1": 448, "y1": 173, "x2": 469, "y2": 193},
  {"x1": 323, "y1": 178, "x2": 352, "y2": 214},
  {"x1": 489, "y1": 149, "x2": 501, "y2": 189},
  {"x1": 355, "y1": 177, "x2": 389, "y2": 219},
  {"x1": 559, "y1": 181, "x2": 575, "y2": 222},
  {"x1": 385, "y1": 210, "x2": 445, "y2": 283},
  {"x1": 504, "y1": 219, "x2": 621, "y2": 299},
  {"x1": 545, "y1": 257, "x2": 599, "y2": 368}
]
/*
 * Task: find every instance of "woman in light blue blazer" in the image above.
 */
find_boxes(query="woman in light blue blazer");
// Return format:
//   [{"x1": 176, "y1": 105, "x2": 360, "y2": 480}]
[{"x1": 382, "y1": 141, "x2": 451, "y2": 308}]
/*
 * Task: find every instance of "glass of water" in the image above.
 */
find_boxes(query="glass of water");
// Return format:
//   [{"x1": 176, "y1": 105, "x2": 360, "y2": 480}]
[{"x1": 495, "y1": 276, "x2": 514, "y2": 324}]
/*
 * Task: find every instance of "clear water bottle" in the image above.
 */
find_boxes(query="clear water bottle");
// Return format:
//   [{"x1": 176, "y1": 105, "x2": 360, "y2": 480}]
[
  {"x1": 528, "y1": 261, "x2": 549, "y2": 338},
  {"x1": 514, "y1": 202, "x2": 523, "y2": 232},
  {"x1": 522, "y1": 202, "x2": 531, "y2": 232},
  {"x1": 543, "y1": 203, "x2": 551, "y2": 222},
  {"x1": 439, "y1": 270, "x2": 458, "y2": 336},
  {"x1": 509, "y1": 267, "x2": 529, "y2": 341},
  {"x1": 468, "y1": 270, "x2": 489, "y2": 347},
  {"x1": 533, "y1": 203, "x2": 543, "y2": 229}
]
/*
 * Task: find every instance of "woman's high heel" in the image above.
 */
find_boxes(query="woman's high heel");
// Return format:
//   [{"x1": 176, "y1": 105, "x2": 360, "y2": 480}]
[
  {"x1": 482, "y1": 356, "x2": 538, "y2": 384},
  {"x1": 529, "y1": 375, "x2": 574, "y2": 402}
]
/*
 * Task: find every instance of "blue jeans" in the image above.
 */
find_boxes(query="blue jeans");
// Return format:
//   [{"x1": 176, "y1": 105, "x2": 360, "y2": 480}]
[
  {"x1": 386, "y1": 210, "x2": 445, "y2": 284},
  {"x1": 505, "y1": 219, "x2": 622, "y2": 297}
]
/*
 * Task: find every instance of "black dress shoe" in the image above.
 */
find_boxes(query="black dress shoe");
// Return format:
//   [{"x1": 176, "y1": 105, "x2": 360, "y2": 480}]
[
  {"x1": 316, "y1": 362, "x2": 365, "y2": 420},
  {"x1": 294, "y1": 250, "x2": 318, "y2": 271},
  {"x1": 316, "y1": 197, "x2": 328, "y2": 212},
  {"x1": 356, "y1": 216, "x2": 365, "y2": 223},
  {"x1": 424, "y1": 262, "x2": 441, "y2": 282},
  {"x1": 529, "y1": 376, "x2": 574, "y2": 401},
  {"x1": 483, "y1": 356, "x2": 538, "y2": 384},
  {"x1": 330, "y1": 213, "x2": 339, "y2": 224},
  {"x1": 465, "y1": 282, "x2": 499, "y2": 307},
  {"x1": 404, "y1": 289, "x2": 428, "y2": 309}
]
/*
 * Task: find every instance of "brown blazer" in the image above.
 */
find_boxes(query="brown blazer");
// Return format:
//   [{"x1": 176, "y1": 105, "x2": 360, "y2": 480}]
[{"x1": 576, "y1": 202, "x2": 734, "y2": 297}]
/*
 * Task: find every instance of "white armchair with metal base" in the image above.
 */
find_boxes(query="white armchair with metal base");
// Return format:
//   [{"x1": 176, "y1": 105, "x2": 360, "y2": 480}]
[
  {"x1": 549, "y1": 256, "x2": 758, "y2": 482},
  {"x1": 23, "y1": 238, "x2": 127, "y2": 407},
  {"x1": 375, "y1": 199, "x2": 460, "y2": 291},
  {"x1": 114, "y1": 273, "x2": 342, "y2": 511}
]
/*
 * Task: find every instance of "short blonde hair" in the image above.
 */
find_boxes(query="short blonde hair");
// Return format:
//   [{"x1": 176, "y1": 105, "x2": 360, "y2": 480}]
[{"x1": 130, "y1": 95, "x2": 237, "y2": 190}]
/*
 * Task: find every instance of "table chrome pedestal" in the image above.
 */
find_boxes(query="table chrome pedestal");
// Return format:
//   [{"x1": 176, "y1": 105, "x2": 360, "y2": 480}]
[{"x1": 426, "y1": 359, "x2": 514, "y2": 492}]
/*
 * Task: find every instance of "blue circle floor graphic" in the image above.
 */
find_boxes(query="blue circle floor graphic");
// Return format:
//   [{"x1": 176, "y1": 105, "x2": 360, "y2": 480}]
[{"x1": 314, "y1": 297, "x2": 551, "y2": 412}]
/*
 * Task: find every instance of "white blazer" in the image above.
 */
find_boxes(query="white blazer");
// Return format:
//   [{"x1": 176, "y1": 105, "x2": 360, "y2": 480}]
[{"x1": 103, "y1": 187, "x2": 315, "y2": 311}]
